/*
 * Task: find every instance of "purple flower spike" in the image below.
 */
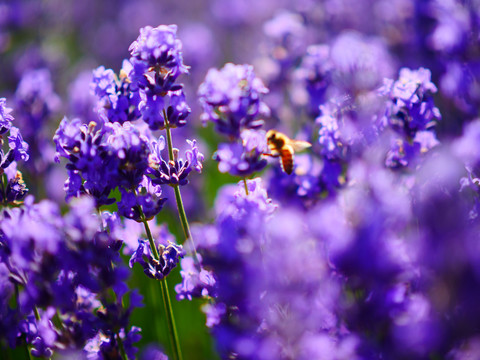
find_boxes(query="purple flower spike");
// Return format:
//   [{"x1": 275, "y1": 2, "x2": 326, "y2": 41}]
[
  {"x1": 149, "y1": 138, "x2": 204, "y2": 186},
  {"x1": 129, "y1": 239, "x2": 184, "y2": 280},
  {"x1": 198, "y1": 63, "x2": 270, "y2": 138},
  {"x1": 129, "y1": 24, "x2": 189, "y2": 80},
  {"x1": 7, "y1": 126, "x2": 29, "y2": 162},
  {"x1": 0, "y1": 97, "x2": 13, "y2": 134}
]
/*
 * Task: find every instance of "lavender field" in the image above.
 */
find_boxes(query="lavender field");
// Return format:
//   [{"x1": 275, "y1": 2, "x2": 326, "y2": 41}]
[{"x1": 1, "y1": 1, "x2": 480, "y2": 359}]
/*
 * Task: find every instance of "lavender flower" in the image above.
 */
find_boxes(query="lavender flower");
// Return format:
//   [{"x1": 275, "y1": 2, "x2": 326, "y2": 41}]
[
  {"x1": 0, "y1": 97, "x2": 13, "y2": 134},
  {"x1": 379, "y1": 67, "x2": 442, "y2": 169},
  {"x1": 198, "y1": 63, "x2": 270, "y2": 138},
  {"x1": 293, "y1": 45, "x2": 333, "y2": 117},
  {"x1": 54, "y1": 118, "x2": 152, "y2": 205},
  {"x1": 129, "y1": 24, "x2": 189, "y2": 79},
  {"x1": 175, "y1": 256, "x2": 216, "y2": 301},
  {"x1": 118, "y1": 176, "x2": 167, "y2": 221},
  {"x1": 214, "y1": 129, "x2": 268, "y2": 176},
  {"x1": 138, "y1": 88, "x2": 190, "y2": 130},
  {"x1": 148, "y1": 137, "x2": 204, "y2": 186},
  {"x1": 129, "y1": 239, "x2": 184, "y2": 280},
  {"x1": 91, "y1": 63, "x2": 141, "y2": 124}
]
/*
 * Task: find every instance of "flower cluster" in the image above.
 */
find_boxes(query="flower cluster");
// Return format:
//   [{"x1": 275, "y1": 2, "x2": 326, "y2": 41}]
[
  {"x1": 379, "y1": 67, "x2": 441, "y2": 168},
  {"x1": 0, "y1": 196, "x2": 142, "y2": 358},
  {"x1": 2, "y1": 2, "x2": 480, "y2": 359},
  {"x1": 199, "y1": 63, "x2": 270, "y2": 178},
  {"x1": 0, "y1": 98, "x2": 29, "y2": 205}
]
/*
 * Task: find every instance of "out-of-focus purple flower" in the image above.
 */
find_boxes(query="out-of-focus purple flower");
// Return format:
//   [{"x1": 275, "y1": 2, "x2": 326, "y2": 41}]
[
  {"x1": 317, "y1": 104, "x2": 346, "y2": 160},
  {"x1": 379, "y1": 67, "x2": 441, "y2": 169},
  {"x1": 0, "y1": 97, "x2": 13, "y2": 134},
  {"x1": 140, "y1": 344, "x2": 169, "y2": 360},
  {"x1": 14, "y1": 68, "x2": 61, "y2": 135},
  {"x1": 214, "y1": 129, "x2": 268, "y2": 177},
  {"x1": 68, "y1": 70, "x2": 98, "y2": 122},
  {"x1": 262, "y1": 10, "x2": 307, "y2": 75},
  {"x1": 293, "y1": 45, "x2": 333, "y2": 117},
  {"x1": 330, "y1": 31, "x2": 395, "y2": 93},
  {"x1": 198, "y1": 63, "x2": 270, "y2": 138},
  {"x1": 175, "y1": 256, "x2": 216, "y2": 301},
  {"x1": 440, "y1": 61, "x2": 480, "y2": 117},
  {"x1": 453, "y1": 119, "x2": 480, "y2": 169},
  {"x1": 428, "y1": 0, "x2": 471, "y2": 53},
  {"x1": 7, "y1": 126, "x2": 29, "y2": 162}
]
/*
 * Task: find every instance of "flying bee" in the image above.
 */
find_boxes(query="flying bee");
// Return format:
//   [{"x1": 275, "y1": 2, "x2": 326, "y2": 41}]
[{"x1": 265, "y1": 130, "x2": 311, "y2": 175}]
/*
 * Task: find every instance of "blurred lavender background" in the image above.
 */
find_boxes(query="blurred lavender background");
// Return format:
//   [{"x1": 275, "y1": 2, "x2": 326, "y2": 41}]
[{"x1": 1, "y1": 0, "x2": 480, "y2": 359}]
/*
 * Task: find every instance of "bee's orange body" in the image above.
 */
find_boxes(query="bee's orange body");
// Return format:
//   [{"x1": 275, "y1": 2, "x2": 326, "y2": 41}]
[{"x1": 266, "y1": 130, "x2": 311, "y2": 175}]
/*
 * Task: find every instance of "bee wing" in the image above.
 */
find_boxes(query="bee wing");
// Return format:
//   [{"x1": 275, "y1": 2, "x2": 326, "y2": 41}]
[{"x1": 290, "y1": 140, "x2": 311, "y2": 152}]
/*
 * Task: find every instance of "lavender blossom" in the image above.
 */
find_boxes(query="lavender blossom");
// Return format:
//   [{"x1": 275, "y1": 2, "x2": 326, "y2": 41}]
[
  {"x1": 129, "y1": 239, "x2": 184, "y2": 280},
  {"x1": 214, "y1": 129, "x2": 268, "y2": 176},
  {"x1": 148, "y1": 137, "x2": 204, "y2": 187},
  {"x1": 379, "y1": 67, "x2": 442, "y2": 169},
  {"x1": 0, "y1": 97, "x2": 13, "y2": 134},
  {"x1": 198, "y1": 63, "x2": 270, "y2": 138},
  {"x1": 91, "y1": 63, "x2": 141, "y2": 124},
  {"x1": 129, "y1": 24, "x2": 189, "y2": 80}
]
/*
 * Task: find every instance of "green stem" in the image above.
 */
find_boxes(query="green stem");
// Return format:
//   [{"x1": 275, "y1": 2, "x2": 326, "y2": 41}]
[
  {"x1": 173, "y1": 185, "x2": 199, "y2": 263},
  {"x1": 142, "y1": 218, "x2": 183, "y2": 360},
  {"x1": 243, "y1": 177, "x2": 249, "y2": 195},
  {"x1": 117, "y1": 332, "x2": 128, "y2": 360},
  {"x1": 24, "y1": 342, "x2": 32, "y2": 360},
  {"x1": 164, "y1": 110, "x2": 175, "y2": 163},
  {"x1": 160, "y1": 278, "x2": 182, "y2": 360},
  {"x1": 33, "y1": 306, "x2": 41, "y2": 322},
  {"x1": 163, "y1": 115, "x2": 199, "y2": 263}
]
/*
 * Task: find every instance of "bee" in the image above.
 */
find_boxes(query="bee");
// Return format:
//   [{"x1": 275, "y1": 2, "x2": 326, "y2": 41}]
[{"x1": 265, "y1": 130, "x2": 311, "y2": 175}]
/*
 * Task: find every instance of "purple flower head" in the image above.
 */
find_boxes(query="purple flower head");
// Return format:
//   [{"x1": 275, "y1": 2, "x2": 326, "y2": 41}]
[
  {"x1": 129, "y1": 25, "x2": 189, "y2": 84},
  {"x1": 14, "y1": 68, "x2": 61, "y2": 137},
  {"x1": 118, "y1": 176, "x2": 167, "y2": 221},
  {"x1": 380, "y1": 67, "x2": 441, "y2": 137},
  {"x1": 91, "y1": 66, "x2": 116, "y2": 99},
  {"x1": 149, "y1": 138, "x2": 204, "y2": 186},
  {"x1": 175, "y1": 256, "x2": 216, "y2": 301},
  {"x1": 91, "y1": 64, "x2": 141, "y2": 124},
  {"x1": 294, "y1": 45, "x2": 333, "y2": 117},
  {"x1": 185, "y1": 139, "x2": 204, "y2": 173},
  {"x1": 330, "y1": 31, "x2": 395, "y2": 93},
  {"x1": 140, "y1": 345, "x2": 169, "y2": 360},
  {"x1": 316, "y1": 105, "x2": 346, "y2": 160},
  {"x1": 63, "y1": 196, "x2": 100, "y2": 242},
  {"x1": 7, "y1": 126, "x2": 29, "y2": 163},
  {"x1": 428, "y1": 0, "x2": 471, "y2": 53},
  {"x1": 104, "y1": 121, "x2": 150, "y2": 188},
  {"x1": 84, "y1": 326, "x2": 141, "y2": 360},
  {"x1": 0, "y1": 170, "x2": 28, "y2": 204},
  {"x1": 453, "y1": 119, "x2": 480, "y2": 169},
  {"x1": 198, "y1": 63, "x2": 270, "y2": 138},
  {"x1": 263, "y1": 11, "x2": 307, "y2": 69},
  {"x1": 129, "y1": 239, "x2": 184, "y2": 280},
  {"x1": 214, "y1": 129, "x2": 268, "y2": 176},
  {"x1": 138, "y1": 89, "x2": 190, "y2": 130},
  {"x1": 0, "y1": 97, "x2": 13, "y2": 134},
  {"x1": 54, "y1": 118, "x2": 151, "y2": 204}
]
